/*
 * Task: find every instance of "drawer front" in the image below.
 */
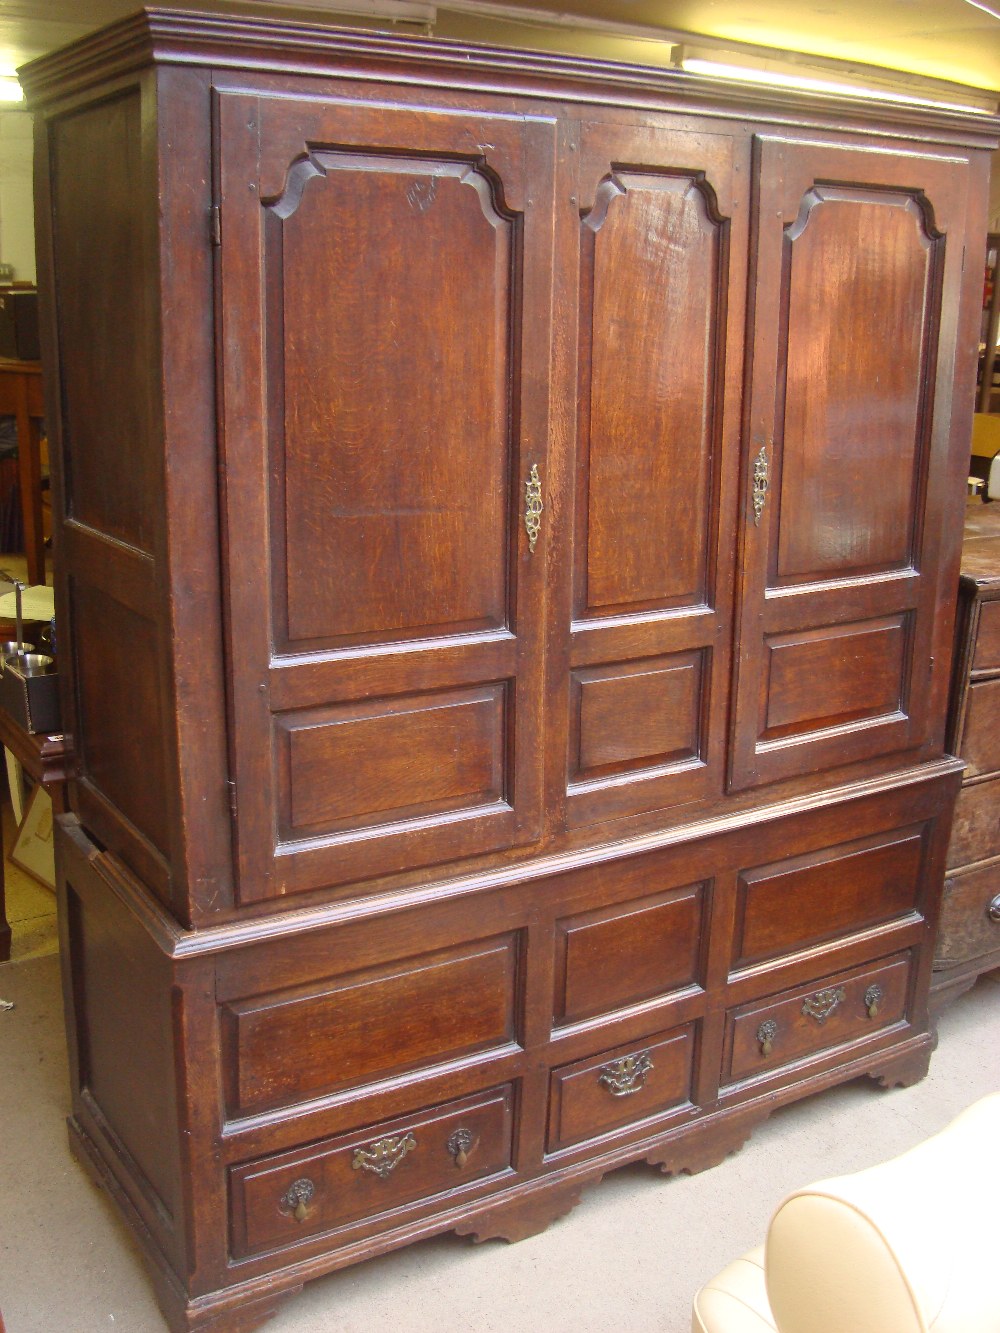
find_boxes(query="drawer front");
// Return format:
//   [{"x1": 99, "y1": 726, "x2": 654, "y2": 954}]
[
  {"x1": 947, "y1": 781, "x2": 1000, "y2": 869},
  {"x1": 724, "y1": 955, "x2": 910, "y2": 1085},
  {"x1": 959, "y1": 679, "x2": 1000, "y2": 778},
  {"x1": 222, "y1": 934, "x2": 519, "y2": 1117},
  {"x1": 547, "y1": 1026, "x2": 694, "y2": 1153},
  {"x1": 231, "y1": 1086, "x2": 514, "y2": 1257},
  {"x1": 935, "y1": 859, "x2": 1000, "y2": 966},
  {"x1": 732, "y1": 826, "x2": 924, "y2": 970},
  {"x1": 972, "y1": 599, "x2": 1000, "y2": 674}
]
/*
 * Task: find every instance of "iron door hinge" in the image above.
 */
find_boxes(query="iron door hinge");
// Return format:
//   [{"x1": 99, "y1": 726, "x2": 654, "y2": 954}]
[
  {"x1": 227, "y1": 779, "x2": 237, "y2": 818},
  {"x1": 209, "y1": 204, "x2": 221, "y2": 247}
]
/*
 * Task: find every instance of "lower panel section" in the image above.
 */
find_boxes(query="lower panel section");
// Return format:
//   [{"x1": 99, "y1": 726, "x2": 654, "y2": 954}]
[{"x1": 52, "y1": 759, "x2": 960, "y2": 1333}]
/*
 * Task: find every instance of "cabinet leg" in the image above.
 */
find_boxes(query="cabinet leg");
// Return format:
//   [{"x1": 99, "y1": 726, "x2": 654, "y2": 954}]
[{"x1": 867, "y1": 1039, "x2": 933, "y2": 1090}]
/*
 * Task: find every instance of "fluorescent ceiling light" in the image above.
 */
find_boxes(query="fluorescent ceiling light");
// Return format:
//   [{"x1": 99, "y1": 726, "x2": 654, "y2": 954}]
[
  {"x1": 0, "y1": 76, "x2": 23, "y2": 103},
  {"x1": 260, "y1": 0, "x2": 435, "y2": 18},
  {"x1": 677, "y1": 53, "x2": 996, "y2": 116}
]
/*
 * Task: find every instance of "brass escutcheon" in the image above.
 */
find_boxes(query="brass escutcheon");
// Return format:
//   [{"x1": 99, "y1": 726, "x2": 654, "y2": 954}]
[
  {"x1": 752, "y1": 445, "x2": 769, "y2": 526},
  {"x1": 524, "y1": 464, "x2": 543, "y2": 553},
  {"x1": 864, "y1": 983, "x2": 883, "y2": 1019}
]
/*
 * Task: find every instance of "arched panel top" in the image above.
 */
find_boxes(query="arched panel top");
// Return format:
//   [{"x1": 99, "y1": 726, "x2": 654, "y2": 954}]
[
  {"x1": 271, "y1": 153, "x2": 520, "y2": 648},
  {"x1": 785, "y1": 184, "x2": 943, "y2": 247},
  {"x1": 265, "y1": 148, "x2": 514, "y2": 232},
  {"x1": 581, "y1": 168, "x2": 726, "y2": 236},
  {"x1": 773, "y1": 183, "x2": 943, "y2": 585},
  {"x1": 576, "y1": 164, "x2": 729, "y2": 619}
]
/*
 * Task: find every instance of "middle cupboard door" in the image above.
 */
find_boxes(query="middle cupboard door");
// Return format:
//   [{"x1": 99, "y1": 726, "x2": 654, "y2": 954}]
[
  {"x1": 214, "y1": 86, "x2": 557, "y2": 902},
  {"x1": 563, "y1": 118, "x2": 748, "y2": 829}
]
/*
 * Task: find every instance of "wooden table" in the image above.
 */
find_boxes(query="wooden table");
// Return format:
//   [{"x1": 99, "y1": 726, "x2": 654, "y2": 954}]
[
  {"x1": 0, "y1": 357, "x2": 46, "y2": 587},
  {"x1": 0, "y1": 707, "x2": 69, "y2": 962}
]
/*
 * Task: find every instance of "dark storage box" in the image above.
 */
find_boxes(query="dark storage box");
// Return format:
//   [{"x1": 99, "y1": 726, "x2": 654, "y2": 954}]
[
  {"x1": 0, "y1": 661, "x2": 60, "y2": 734},
  {"x1": 0, "y1": 289, "x2": 40, "y2": 361}
]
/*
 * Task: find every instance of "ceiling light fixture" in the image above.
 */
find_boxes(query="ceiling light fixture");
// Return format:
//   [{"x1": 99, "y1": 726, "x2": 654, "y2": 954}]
[
  {"x1": 258, "y1": 0, "x2": 435, "y2": 21},
  {"x1": 674, "y1": 47, "x2": 997, "y2": 116}
]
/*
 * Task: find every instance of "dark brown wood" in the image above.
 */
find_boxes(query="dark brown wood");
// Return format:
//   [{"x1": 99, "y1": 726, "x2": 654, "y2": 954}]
[
  {"x1": 0, "y1": 357, "x2": 46, "y2": 586},
  {"x1": 932, "y1": 499, "x2": 1000, "y2": 1006},
  {"x1": 24, "y1": 10, "x2": 995, "y2": 1332}
]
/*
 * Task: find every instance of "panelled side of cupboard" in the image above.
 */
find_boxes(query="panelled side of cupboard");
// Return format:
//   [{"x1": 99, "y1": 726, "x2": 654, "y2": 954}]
[{"x1": 24, "y1": 12, "x2": 995, "y2": 1331}]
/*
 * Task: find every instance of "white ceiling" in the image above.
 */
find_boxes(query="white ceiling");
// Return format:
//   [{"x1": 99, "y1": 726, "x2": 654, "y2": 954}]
[{"x1": 2, "y1": 0, "x2": 999, "y2": 94}]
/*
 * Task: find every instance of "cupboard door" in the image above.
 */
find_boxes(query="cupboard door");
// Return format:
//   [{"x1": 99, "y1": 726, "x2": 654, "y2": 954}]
[
  {"x1": 214, "y1": 89, "x2": 556, "y2": 900},
  {"x1": 730, "y1": 135, "x2": 970, "y2": 790},
  {"x1": 564, "y1": 120, "x2": 746, "y2": 828}
]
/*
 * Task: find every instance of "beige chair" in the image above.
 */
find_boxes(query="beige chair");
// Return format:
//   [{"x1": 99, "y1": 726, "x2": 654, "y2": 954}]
[{"x1": 692, "y1": 1093, "x2": 1000, "y2": 1333}]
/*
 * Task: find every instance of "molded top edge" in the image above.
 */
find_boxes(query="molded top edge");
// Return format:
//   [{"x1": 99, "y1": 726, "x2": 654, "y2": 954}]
[{"x1": 19, "y1": 5, "x2": 1000, "y2": 146}]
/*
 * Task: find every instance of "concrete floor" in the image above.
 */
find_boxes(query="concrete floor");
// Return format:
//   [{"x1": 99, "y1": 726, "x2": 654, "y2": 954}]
[{"x1": 0, "y1": 952, "x2": 997, "y2": 1333}]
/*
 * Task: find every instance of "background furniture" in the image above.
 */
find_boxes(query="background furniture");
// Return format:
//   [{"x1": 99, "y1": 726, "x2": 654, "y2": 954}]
[
  {"x1": 932, "y1": 498, "x2": 1000, "y2": 1010},
  {"x1": 691, "y1": 1092, "x2": 1000, "y2": 1333},
  {"x1": 25, "y1": 11, "x2": 994, "y2": 1333},
  {"x1": 0, "y1": 357, "x2": 46, "y2": 587},
  {"x1": 978, "y1": 233, "x2": 1000, "y2": 415},
  {"x1": 0, "y1": 706, "x2": 67, "y2": 962}
]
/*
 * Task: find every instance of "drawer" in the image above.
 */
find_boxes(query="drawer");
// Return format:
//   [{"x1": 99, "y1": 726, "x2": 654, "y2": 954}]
[
  {"x1": 230, "y1": 1086, "x2": 514, "y2": 1257},
  {"x1": 221, "y1": 933, "x2": 519, "y2": 1118},
  {"x1": 723, "y1": 955, "x2": 910, "y2": 1085},
  {"x1": 732, "y1": 826, "x2": 924, "y2": 970},
  {"x1": 959, "y1": 679, "x2": 1000, "y2": 778},
  {"x1": 935, "y1": 860, "x2": 1000, "y2": 967},
  {"x1": 972, "y1": 599, "x2": 1000, "y2": 674},
  {"x1": 547, "y1": 1026, "x2": 694, "y2": 1153},
  {"x1": 947, "y1": 781, "x2": 1000, "y2": 869}
]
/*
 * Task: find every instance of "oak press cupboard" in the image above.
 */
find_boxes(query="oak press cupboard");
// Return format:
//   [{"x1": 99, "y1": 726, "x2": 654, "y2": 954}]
[{"x1": 23, "y1": 11, "x2": 997, "y2": 1331}]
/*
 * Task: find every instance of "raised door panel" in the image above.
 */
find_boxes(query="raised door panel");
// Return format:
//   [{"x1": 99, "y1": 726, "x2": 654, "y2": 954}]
[
  {"x1": 730, "y1": 136, "x2": 971, "y2": 790},
  {"x1": 215, "y1": 90, "x2": 556, "y2": 900},
  {"x1": 565, "y1": 122, "x2": 746, "y2": 828}
]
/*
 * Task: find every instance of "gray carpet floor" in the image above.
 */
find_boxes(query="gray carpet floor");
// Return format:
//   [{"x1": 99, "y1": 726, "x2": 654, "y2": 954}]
[{"x1": 1, "y1": 953, "x2": 997, "y2": 1333}]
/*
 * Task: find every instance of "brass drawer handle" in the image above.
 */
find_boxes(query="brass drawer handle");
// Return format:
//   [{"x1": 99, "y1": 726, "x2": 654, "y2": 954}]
[
  {"x1": 524, "y1": 463, "x2": 543, "y2": 553},
  {"x1": 447, "y1": 1128, "x2": 475, "y2": 1169},
  {"x1": 352, "y1": 1133, "x2": 416, "y2": 1179},
  {"x1": 757, "y1": 1019, "x2": 778, "y2": 1057},
  {"x1": 281, "y1": 1177, "x2": 315, "y2": 1223},
  {"x1": 988, "y1": 895, "x2": 1000, "y2": 924},
  {"x1": 801, "y1": 986, "x2": 845, "y2": 1024},
  {"x1": 864, "y1": 983, "x2": 883, "y2": 1019},
  {"x1": 597, "y1": 1050, "x2": 653, "y2": 1097}
]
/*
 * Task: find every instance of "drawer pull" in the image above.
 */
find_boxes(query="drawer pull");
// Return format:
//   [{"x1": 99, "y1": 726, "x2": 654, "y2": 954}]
[
  {"x1": 352, "y1": 1133, "x2": 417, "y2": 1179},
  {"x1": 801, "y1": 986, "x2": 845, "y2": 1024},
  {"x1": 281, "y1": 1177, "x2": 315, "y2": 1223},
  {"x1": 447, "y1": 1128, "x2": 474, "y2": 1169},
  {"x1": 597, "y1": 1050, "x2": 654, "y2": 1097},
  {"x1": 757, "y1": 1019, "x2": 778, "y2": 1057},
  {"x1": 988, "y1": 895, "x2": 1000, "y2": 924},
  {"x1": 864, "y1": 983, "x2": 883, "y2": 1019}
]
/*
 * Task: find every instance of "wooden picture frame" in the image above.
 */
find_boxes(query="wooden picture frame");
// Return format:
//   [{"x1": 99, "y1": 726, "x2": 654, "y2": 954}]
[{"x1": 9, "y1": 781, "x2": 55, "y2": 890}]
